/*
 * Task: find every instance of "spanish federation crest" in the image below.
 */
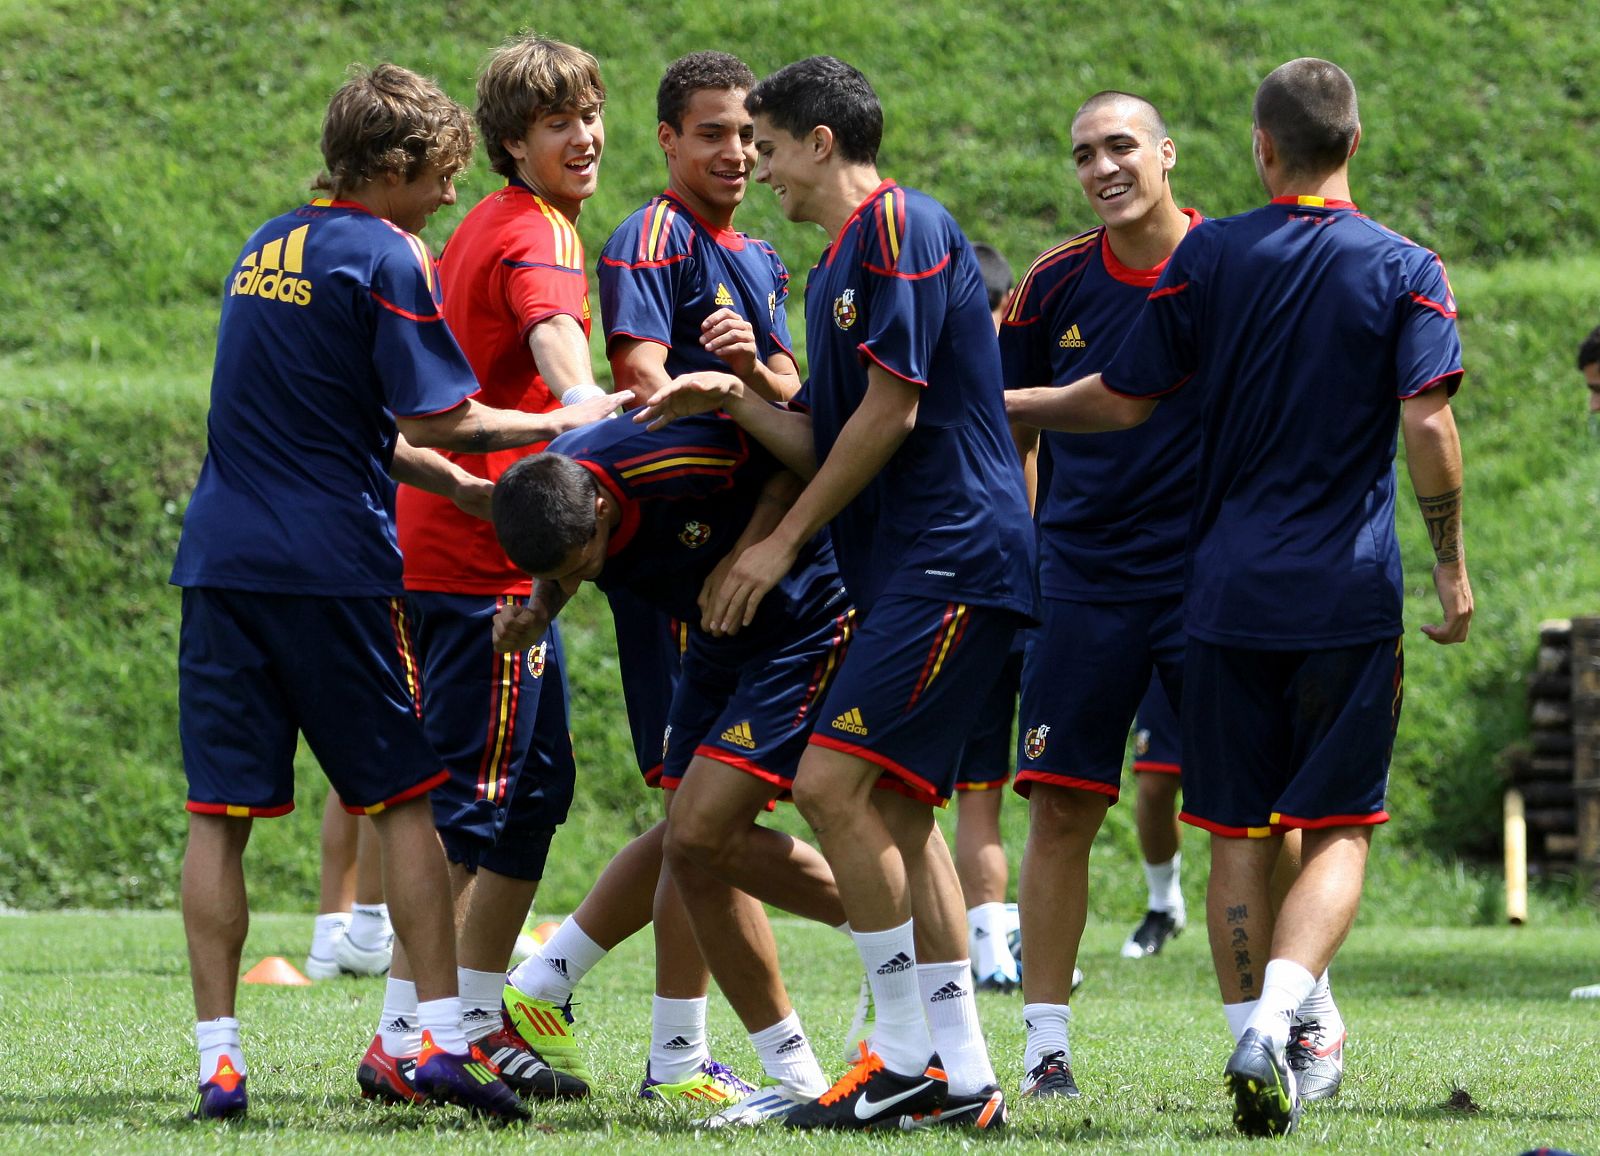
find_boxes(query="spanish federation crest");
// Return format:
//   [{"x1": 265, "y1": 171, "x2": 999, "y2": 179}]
[
  {"x1": 1023, "y1": 724, "x2": 1050, "y2": 760},
  {"x1": 832, "y1": 287, "x2": 857, "y2": 330},
  {"x1": 679, "y1": 520, "x2": 711, "y2": 548},
  {"x1": 526, "y1": 641, "x2": 547, "y2": 679}
]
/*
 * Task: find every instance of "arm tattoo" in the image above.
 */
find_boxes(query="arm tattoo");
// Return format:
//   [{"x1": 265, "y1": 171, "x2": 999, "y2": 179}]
[
  {"x1": 462, "y1": 413, "x2": 495, "y2": 454},
  {"x1": 1417, "y1": 486, "x2": 1463, "y2": 563}
]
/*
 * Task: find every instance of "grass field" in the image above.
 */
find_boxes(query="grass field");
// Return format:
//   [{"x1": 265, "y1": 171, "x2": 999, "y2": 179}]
[{"x1": 3, "y1": 911, "x2": 1596, "y2": 1153}]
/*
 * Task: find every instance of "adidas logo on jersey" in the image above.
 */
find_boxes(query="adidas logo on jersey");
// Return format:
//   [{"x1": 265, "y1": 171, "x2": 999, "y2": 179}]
[
  {"x1": 232, "y1": 224, "x2": 313, "y2": 306},
  {"x1": 776, "y1": 1033, "x2": 807, "y2": 1055},
  {"x1": 714, "y1": 282, "x2": 735, "y2": 307},
  {"x1": 832, "y1": 707, "x2": 868, "y2": 736},
  {"x1": 929, "y1": 981, "x2": 966, "y2": 1003},
  {"x1": 662, "y1": 1035, "x2": 694, "y2": 1051},
  {"x1": 877, "y1": 951, "x2": 914, "y2": 975},
  {"x1": 1057, "y1": 323, "x2": 1086, "y2": 349},
  {"x1": 721, "y1": 721, "x2": 756, "y2": 749}
]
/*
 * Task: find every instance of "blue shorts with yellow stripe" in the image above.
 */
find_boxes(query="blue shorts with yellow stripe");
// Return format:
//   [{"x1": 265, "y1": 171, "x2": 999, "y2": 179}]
[
  {"x1": 1179, "y1": 636, "x2": 1401, "y2": 837},
  {"x1": 178, "y1": 587, "x2": 445, "y2": 818},
  {"x1": 809, "y1": 595, "x2": 1024, "y2": 805}
]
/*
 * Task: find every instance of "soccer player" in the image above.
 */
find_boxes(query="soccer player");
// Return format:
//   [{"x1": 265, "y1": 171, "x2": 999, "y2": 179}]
[
  {"x1": 169, "y1": 62, "x2": 622, "y2": 1123},
  {"x1": 640, "y1": 55, "x2": 1037, "y2": 1132},
  {"x1": 1122, "y1": 676, "x2": 1187, "y2": 959},
  {"x1": 1006, "y1": 58, "x2": 1472, "y2": 1135},
  {"x1": 493, "y1": 412, "x2": 849, "y2": 1125},
  {"x1": 496, "y1": 51, "x2": 807, "y2": 1110},
  {"x1": 1001, "y1": 90, "x2": 1200, "y2": 1100},
  {"x1": 366, "y1": 32, "x2": 608, "y2": 1105},
  {"x1": 303, "y1": 794, "x2": 391, "y2": 979}
]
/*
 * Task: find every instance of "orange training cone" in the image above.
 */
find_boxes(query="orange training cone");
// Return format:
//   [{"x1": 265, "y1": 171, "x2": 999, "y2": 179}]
[
  {"x1": 532, "y1": 921, "x2": 561, "y2": 945},
  {"x1": 242, "y1": 955, "x2": 312, "y2": 986}
]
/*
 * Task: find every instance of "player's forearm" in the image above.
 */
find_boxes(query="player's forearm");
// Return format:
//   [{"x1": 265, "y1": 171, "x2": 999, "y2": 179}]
[
  {"x1": 389, "y1": 436, "x2": 492, "y2": 515},
  {"x1": 526, "y1": 313, "x2": 600, "y2": 396},
  {"x1": 1005, "y1": 374, "x2": 1155, "y2": 432},
  {"x1": 400, "y1": 394, "x2": 620, "y2": 453},
  {"x1": 724, "y1": 389, "x2": 819, "y2": 479},
  {"x1": 1402, "y1": 389, "x2": 1466, "y2": 564},
  {"x1": 735, "y1": 471, "x2": 805, "y2": 551},
  {"x1": 740, "y1": 353, "x2": 802, "y2": 405},
  {"x1": 1010, "y1": 420, "x2": 1040, "y2": 515}
]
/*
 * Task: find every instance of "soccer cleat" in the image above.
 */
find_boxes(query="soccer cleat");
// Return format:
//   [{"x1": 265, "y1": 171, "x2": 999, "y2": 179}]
[
  {"x1": 304, "y1": 953, "x2": 342, "y2": 980},
  {"x1": 843, "y1": 974, "x2": 877, "y2": 1063},
  {"x1": 190, "y1": 1056, "x2": 248, "y2": 1120},
  {"x1": 973, "y1": 970, "x2": 1019, "y2": 994},
  {"x1": 1223, "y1": 1028, "x2": 1302, "y2": 1137},
  {"x1": 412, "y1": 1031, "x2": 529, "y2": 1123},
  {"x1": 639, "y1": 1058, "x2": 756, "y2": 1108},
  {"x1": 900, "y1": 1083, "x2": 1008, "y2": 1130},
  {"x1": 783, "y1": 1043, "x2": 946, "y2": 1131},
  {"x1": 502, "y1": 984, "x2": 593, "y2": 1085},
  {"x1": 476, "y1": 1018, "x2": 590, "y2": 1100},
  {"x1": 332, "y1": 930, "x2": 393, "y2": 977},
  {"x1": 1286, "y1": 1017, "x2": 1345, "y2": 1102},
  {"x1": 1072, "y1": 966, "x2": 1085, "y2": 992},
  {"x1": 695, "y1": 1075, "x2": 814, "y2": 1127},
  {"x1": 1571, "y1": 983, "x2": 1600, "y2": 999},
  {"x1": 1020, "y1": 1049, "x2": 1081, "y2": 1099},
  {"x1": 1121, "y1": 908, "x2": 1186, "y2": 958},
  {"x1": 356, "y1": 1034, "x2": 423, "y2": 1105}
]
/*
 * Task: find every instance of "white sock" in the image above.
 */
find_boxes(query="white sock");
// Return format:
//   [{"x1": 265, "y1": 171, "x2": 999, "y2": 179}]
[
  {"x1": 1143, "y1": 853, "x2": 1184, "y2": 914},
  {"x1": 509, "y1": 918, "x2": 606, "y2": 1004},
  {"x1": 853, "y1": 921, "x2": 933, "y2": 1075},
  {"x1": 1294, "y1": 971, "x2": 1345, "y2": 1036},
  {"x1": 649, "y1": 995, "x2": 710, "y2": 1082},
  {"x1": 309, "y1": 912, "x2": 350, "y2": 962},
  {"x1": 1022, "y1": 1002, "x2": 1071, "y2": 1073},
  {"x1": 348, "y1": 902, "x2": 392, "y2": 951},
  {"x1": 1244, "y1": 959, "x2": 1318, "y2": 1048},
  {"x1": 1224, "y1": 999, "x2": 1258, "y2": 1043},
  {"x1": 378, "y1": 978, "x2": 421, "y2": 1057},
  {"x1": 967, "y1": 902, "x2": 1019, "y2": 983},
  {"x1": 195, "y1": 1017, "x2": 246, "y2": 1085},
  {"x1": 834, "y1": 921, "x2": 853, "y2": 936},
  {"x1": 418, "y1": 996, "x2": 469, "y2": 1055},
  {"x1": 458, "y1": 967, "x2": 506, "y2": 1043},
  {"x1": 751, "y1": 1012, "x2": 828, "y2": 1095},
  {"x1": 918, "y1": 961, "x2": 995, "y2": 1095}
]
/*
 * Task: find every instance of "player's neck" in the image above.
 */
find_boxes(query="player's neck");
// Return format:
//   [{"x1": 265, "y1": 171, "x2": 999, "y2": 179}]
[
  {"x1": 665, "y1": 180, "x2": 736, "y2": 232},
  {"x1": 1265, "y1": 166, "x2": 1352, "y2": 204},
  {"x1": 819, "y1": 165, "x2": 886, "y2": 241},
  {"x1": 1104, "y1": 198, "x2": 1190, "y2": 271}
]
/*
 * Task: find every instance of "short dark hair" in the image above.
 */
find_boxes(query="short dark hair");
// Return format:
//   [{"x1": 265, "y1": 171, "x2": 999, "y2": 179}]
[
  {"x1": 971, "y1": 243, "x2": 1014, "y2": 311},
  {"x1": 658, "y1": 51, "x2": 755, "y2": 132},
  {"x1": 1072, "y1": 90, "x2": 1169, "y2": 143},
  {"x1": 1253, "y1": 58, "x2": 1359, "y2": 179},
  {"x1": 492, "y1": 454, "x2": 599, "y2": 575},
  {"x1": 746, "y1": 56, "x2": 882, "y2": 165},
  {"x1": 314, "y1": 64, "x2": 474, "y2": 198},
  {"x1": 1579, "y1": 325, "x2": 1600, "y2": 371}
]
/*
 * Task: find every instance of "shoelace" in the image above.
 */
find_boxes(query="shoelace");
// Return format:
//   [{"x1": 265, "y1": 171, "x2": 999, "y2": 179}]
[
  {"x1": 1027, "y1": 1049, "x2": 1070, "y2": 1081},
  {"x1": 1284, "y1": 1021, "x2": 1322, "y2": 1069},
  {"x1": 818, "y1": 1043, "x2": 884, "y2": 1106},
  {"x1": 700, "y1": 1059, "x2": 753, "y2": 1093}
]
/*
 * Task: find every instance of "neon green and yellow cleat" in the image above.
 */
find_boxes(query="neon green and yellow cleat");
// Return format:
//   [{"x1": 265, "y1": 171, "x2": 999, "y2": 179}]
[{"x1": 501, "y1": 984, "x2": 594, "y2": 1085}]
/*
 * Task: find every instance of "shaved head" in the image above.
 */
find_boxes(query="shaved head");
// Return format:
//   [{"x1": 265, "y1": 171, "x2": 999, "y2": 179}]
[
  {"x1": 1072, "y1": 90, "x2": 1168, "y2": 145},
  {"x1": 1253, "y1": 58, "x2": 1359, "y2": 179}
]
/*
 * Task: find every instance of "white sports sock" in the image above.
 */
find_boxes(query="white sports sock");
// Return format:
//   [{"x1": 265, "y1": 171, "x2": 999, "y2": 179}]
[
  {"x1": 418, "y1": 997, "x2": 469, "y2": 1055},
  {"x1": 1294, "y1": 970, "x2": 1345, "y2": 1039},
  {"x1": 309, "y1": 912, "x2": 350, "y2": 962},
  {"x1": 1223, "y1": 999, "x2": 1258, "y2": 1043},
  {"x1": 967, "y1": 902, "x2": 1019, "y2": 983},
  {"x1": 1244, "y1": 959, "x2": 1317, "y2": 1048},
  {"x1": 347, "y1": 902, "x2": 392, "y2": 951},
  {"x1": 195, "y1": 1017, "x2": 246, "y2": 1085},
  {"x1": 1143, "y1": 853, "x2": 1184, "y2": 914},
  {"x1": 378, "y1": 977, "x2": 422, "y2": 1057},
  {"x1": 1023, "y1": 1002, "x2": 1071, "y2": 1073},
  {"x1": 649, "y1": 995, "x2": 710, "y2": 1082},
  {"x1": 853, "y1": 921, "x2": 933, "y2": 1075},
  {"x1": 833, "y1": 921, "x2": 853, "y2": 936},
  {"x1": 458, "y1": 967, "x2": 506, "y2": 1044},
  {"x1": 918, "y1": 961, "x2": 996, "y2": 1095},
  {"x1": 750, "y1": 1012, "x2": 828, "y2": 1096},
  {"x1": 509, "y1": 918, "x2": 606, "y2": 1004}
]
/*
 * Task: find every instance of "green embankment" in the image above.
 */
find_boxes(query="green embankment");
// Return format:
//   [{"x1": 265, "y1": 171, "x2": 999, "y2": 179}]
[{"x1": 3, "y1": 0, "x2": 1599, "y2": 917}]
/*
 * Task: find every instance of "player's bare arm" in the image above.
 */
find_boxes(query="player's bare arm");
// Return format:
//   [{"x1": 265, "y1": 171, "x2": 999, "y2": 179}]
[
  {"x1": 635, "y1": 371, "x2": 818, "y2": 477},
  {"x1": 1402, "y1": 385, "x2": 1472, "y2": 645},
  {"x1": 608, "y1": 337, "x2": 675, "y2": 406},
  {"x1": 528, "y1": 312, "x2": 607, "y2": 404},
  {"x1": 703, "y1": 365, "x2": 918, "y2": 633},
  {"x1": 1009, "y1": 420, "x2": 1040, "y2": 515},
  {"x1": 1006, "y1": 372, "x2": 1157, "y2": 432},
  {"x1": 698, "y1": 469, "x2": 804, "y2": 636},
  {"x1": 390, "y1": 436, "x2": 494, "y2": 519},
  {"x1": 699, "y1": 307, "x2": 802, "y2": 402},
  {"x1": 492, "y1": 579, "x2": 574, "y2": 653},
  {"x1": 398, "y1": 389, "x2": 630, "y2": 454}
]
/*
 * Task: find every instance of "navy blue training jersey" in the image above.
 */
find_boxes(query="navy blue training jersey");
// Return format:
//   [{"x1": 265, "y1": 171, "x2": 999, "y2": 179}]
[
  {"x1": 1000, "y1": 211, "x2": 1203, "y2": 601},
  {"x1": 800, "y1": 180, "x2": 1037, "y2": 620},
  {"x1": 1102, "y1": 196, "x2": 1464, "y2": 649},
  {"x1": 547, "y1": 415, "x2": 846, "y2": 632},
  {"x1": 599, "y1": 190, "x2": 793, "y2": 374},
  {"x1": 171, "y1": 200, "x2": 479, "y2": 595}
]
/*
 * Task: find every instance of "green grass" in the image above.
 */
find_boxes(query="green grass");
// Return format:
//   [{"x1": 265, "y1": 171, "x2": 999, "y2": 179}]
[{"x1": 3, "y1": 910, "x2": 1597, "y2": 1152}]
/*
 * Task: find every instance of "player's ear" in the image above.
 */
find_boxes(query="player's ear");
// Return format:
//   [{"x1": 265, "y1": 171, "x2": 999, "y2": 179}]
[
  {"x1": 657, "y1": 120, "x2": 676, "y2": 158},
  {"x1": 811, "y1": 125, "x2": 835, "y2": 162},
  {"x1": 1160, "y1": 136, "x2": 1176, "y2": 173}
]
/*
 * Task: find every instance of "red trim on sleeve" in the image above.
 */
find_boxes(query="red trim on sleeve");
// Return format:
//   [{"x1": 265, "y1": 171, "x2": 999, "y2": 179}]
[
  {"x1": 864, "y1": 253, "x2": 950, "y2": 281},
  {"x1": 1103, "y1": 372, "x2": 1191, "y2": 400},
  {"x1": 1147, "y1": 281, "x2": 1189, "y2": 301},
  {"x1": 857, "y1": 343, "x2": 929, "y2": 388},
  {"x1": 1400, "y1": 370, "x2": 1464, "y2": 400},
  {"x1": 370, "y1": 291, "x2": 444, "y2": 323},
  {"x1": 1409, "y1": 291, "x2": 1457, "y2": 318}
]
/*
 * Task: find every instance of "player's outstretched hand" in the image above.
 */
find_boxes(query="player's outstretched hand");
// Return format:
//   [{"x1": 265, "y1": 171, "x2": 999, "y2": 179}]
[
  {"x1": 633, "y1": 372, "x2": 744, "y2": 431},
  {"x1": 1421, "y1": 559, "x2": 1473, "y2": 644},
  {"x1": 698, "y1": 545, "x2": 744, "y2": 637},
  {"x1": 701, "y1": 534, "x2": 797, "y2": 635},
  {"x1": 700, "y1": 308, "x2": 758, "y2": 380},
  {"x1": 551, "y1": 389, "x2": 633, "y2": 433},
  {"x1": 493, "y1": 601, "x2": 549, "y2": 654}
]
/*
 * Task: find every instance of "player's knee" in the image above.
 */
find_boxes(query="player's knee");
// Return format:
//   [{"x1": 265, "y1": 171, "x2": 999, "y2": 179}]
[
  {"x1": 1027, "y1": 785, "x2": 1110, "y2": 847},
  {"x1": 663, "y1": 808, "x2": 733, "y2": 872}
]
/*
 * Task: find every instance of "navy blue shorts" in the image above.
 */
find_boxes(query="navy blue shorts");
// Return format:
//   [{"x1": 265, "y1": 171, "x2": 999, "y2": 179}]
[
  {"x1": 406, "y1": 592, "x2": 574, "y2": 878},
  {"x1": 809, "y1": 596, "x2": 1023, "y2": 806},
  {"x1": 608, "y1": 587, "x2": 686, "y2": 786},
  {"x1": 663, "y1": 609, "x2": 855, "y2": 792},
  {"x1": 955, "y1": 649, "x2": 1022, "y2": 791},
  {"x1": 1132, "y1": 675, "x2": 1181, "y2": 775},
  {"x1": 1014, "y1": 595, "x2": 1184, "y2": 802},
  {"x1": 483, "y1": 626, "x2": 575, "y2": 881},
  {"x1": 1180, "y1": 637, "x2": 1402, "y2": 837},
  {"x1": 178, "y1": 587, "x2": 445, "y2": 817}
]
